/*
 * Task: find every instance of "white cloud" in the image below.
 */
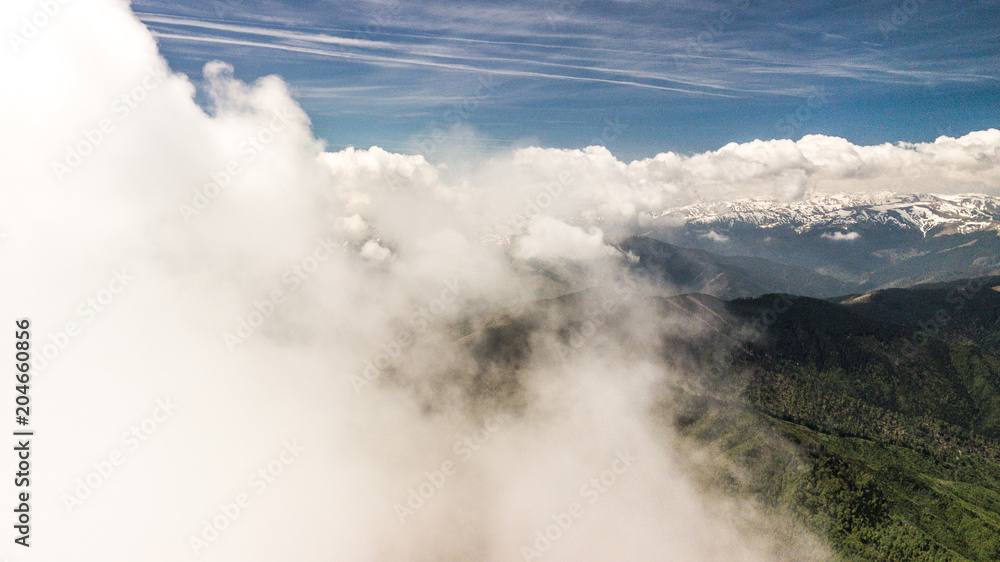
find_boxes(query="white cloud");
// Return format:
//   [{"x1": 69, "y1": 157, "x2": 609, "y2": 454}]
[
  {"x1": 822, "y1": 231, "x2": 861, "y2": 241},
  {"x1": 699, "y1": 230, "x2": 731, "y2": 243},
  {"x1": 446, "y1": 130, "x2": 1000, "y2": 239},
  {"x1": 513, "y1": 216, "x2": 616, "y2": 263},
  {"x1": 336, "y1": 213, "x2": 369, "y2": 240},
  {"x1": 360, "y1": 239, "x2": 393, "y2": 261}
]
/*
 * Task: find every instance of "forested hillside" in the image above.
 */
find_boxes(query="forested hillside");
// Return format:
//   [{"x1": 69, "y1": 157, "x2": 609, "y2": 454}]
[{"x1": 668, "y1": 284, "x2": 1000, "y2": 560}]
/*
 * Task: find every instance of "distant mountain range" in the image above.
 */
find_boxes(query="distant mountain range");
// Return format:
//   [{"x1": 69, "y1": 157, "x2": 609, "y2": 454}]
[
  {"x1": 670, "y1": 192, "x2": 1000, "y2": 237},
  {"x1": 617, "y1": 236, "x2": 855, "y2": 299},
  {"x1": 635, "y1": 192, "x2": 1000, "y2": 297}
]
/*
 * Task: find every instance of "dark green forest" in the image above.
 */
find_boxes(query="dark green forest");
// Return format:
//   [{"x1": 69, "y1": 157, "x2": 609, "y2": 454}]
[{"x1": 666, "y1": 278, "x2": 1000, "y2": 560}]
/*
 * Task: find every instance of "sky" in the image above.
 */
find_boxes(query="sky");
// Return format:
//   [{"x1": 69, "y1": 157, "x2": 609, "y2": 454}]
[{"x1": 132, "y1": 0, "x2": 1000, "y2": 161}]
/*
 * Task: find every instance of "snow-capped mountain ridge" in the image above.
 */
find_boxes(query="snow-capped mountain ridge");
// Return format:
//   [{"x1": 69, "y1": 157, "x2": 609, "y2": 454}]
[{"x1": 670, "y1": 192, "x2": 1000, "y2": 237}]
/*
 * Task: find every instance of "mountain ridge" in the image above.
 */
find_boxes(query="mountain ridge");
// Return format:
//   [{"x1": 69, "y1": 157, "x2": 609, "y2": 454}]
[
  {"x1": 665, "y1": 192, "x2": 1000, "y2": 238},
  {"x1": 645, "y1": 192, "x2": 1000, "y2": 290}
]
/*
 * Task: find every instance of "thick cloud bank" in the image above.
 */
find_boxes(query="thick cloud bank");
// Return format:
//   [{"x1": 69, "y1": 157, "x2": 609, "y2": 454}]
[{"x1": 1, "y1": 1, "x2": 997, "y2": 560}]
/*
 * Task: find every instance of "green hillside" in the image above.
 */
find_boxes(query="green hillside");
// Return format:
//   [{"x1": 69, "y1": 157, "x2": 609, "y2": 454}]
[
  {"x1": 455, "y1": 281, "x2": 1000, "y2": 559},
  {"x1": 667, "y1": 291, "x2": 1000, "y2": 560},
  {"x1": 834, "y1": 276, "x2": 1000, "y2": 351}
]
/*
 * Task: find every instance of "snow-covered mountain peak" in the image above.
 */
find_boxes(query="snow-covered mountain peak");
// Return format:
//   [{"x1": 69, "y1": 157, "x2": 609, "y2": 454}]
[{"x1": 670, "y1": 192, "x2": 1000, "y2": 236}]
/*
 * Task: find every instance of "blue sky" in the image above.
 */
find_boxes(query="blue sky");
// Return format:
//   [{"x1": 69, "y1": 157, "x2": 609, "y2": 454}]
[{"x1": 133, "y1": 0, "x2": 999, "y2": 161}]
